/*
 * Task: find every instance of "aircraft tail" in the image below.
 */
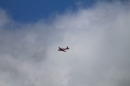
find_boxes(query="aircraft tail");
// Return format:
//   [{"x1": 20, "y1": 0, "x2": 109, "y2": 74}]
[{"x1": 66, "y1": 46, "x2": 69, "y2": 49}]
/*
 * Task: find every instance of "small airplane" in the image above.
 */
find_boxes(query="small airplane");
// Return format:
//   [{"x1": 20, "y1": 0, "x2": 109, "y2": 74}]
[{"x1": 58, "y1": 46, "x2": 69, "y2": 52}]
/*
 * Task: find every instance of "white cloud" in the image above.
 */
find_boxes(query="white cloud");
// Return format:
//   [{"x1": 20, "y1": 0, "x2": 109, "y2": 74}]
[{"x1": 0, "y1": 1, "x2": 130, "y2": 86}]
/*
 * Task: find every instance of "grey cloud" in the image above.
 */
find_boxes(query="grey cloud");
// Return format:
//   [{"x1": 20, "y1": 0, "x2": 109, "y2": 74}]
[{"x1": 0, "y1": 1, "x2": 130, "y2": 86}]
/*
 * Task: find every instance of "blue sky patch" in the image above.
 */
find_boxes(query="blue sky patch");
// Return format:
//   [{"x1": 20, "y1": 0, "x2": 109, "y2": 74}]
[{"x1": 0, "y1": 0, "x2": 97, "y2": 22}]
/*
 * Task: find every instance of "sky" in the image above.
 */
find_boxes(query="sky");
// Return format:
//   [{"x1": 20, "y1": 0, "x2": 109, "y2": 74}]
[
  {"x1": 0, "y1": 0, "x2": 130, "y2": 86},
  {"x1": 0, "y1": 0, "x2": 97, "y2": 22}
]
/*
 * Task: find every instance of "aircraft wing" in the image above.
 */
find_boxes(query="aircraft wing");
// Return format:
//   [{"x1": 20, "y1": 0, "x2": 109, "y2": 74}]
[
  {"x1": 58, "y1": 48, "x2": 66, "y2": 52},
  {"x1": 60, "y1": 48, "x2": 65, "y2": 51}
]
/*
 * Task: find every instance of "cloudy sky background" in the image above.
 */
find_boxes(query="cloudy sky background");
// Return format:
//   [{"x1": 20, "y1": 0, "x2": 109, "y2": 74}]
[{"x1": 0, "y1": 1, "x2": 130, "y2": 86}]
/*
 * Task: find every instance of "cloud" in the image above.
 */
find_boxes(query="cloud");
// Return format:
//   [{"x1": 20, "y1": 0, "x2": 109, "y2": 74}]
[{"x1": 0, "y1": 1, "x2": 130, "y2": 86}]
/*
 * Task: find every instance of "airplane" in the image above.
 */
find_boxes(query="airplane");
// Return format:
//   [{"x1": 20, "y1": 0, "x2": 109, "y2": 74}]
[{"x1": 58, "y1": 46, "x2": 69, "y2": 52}]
